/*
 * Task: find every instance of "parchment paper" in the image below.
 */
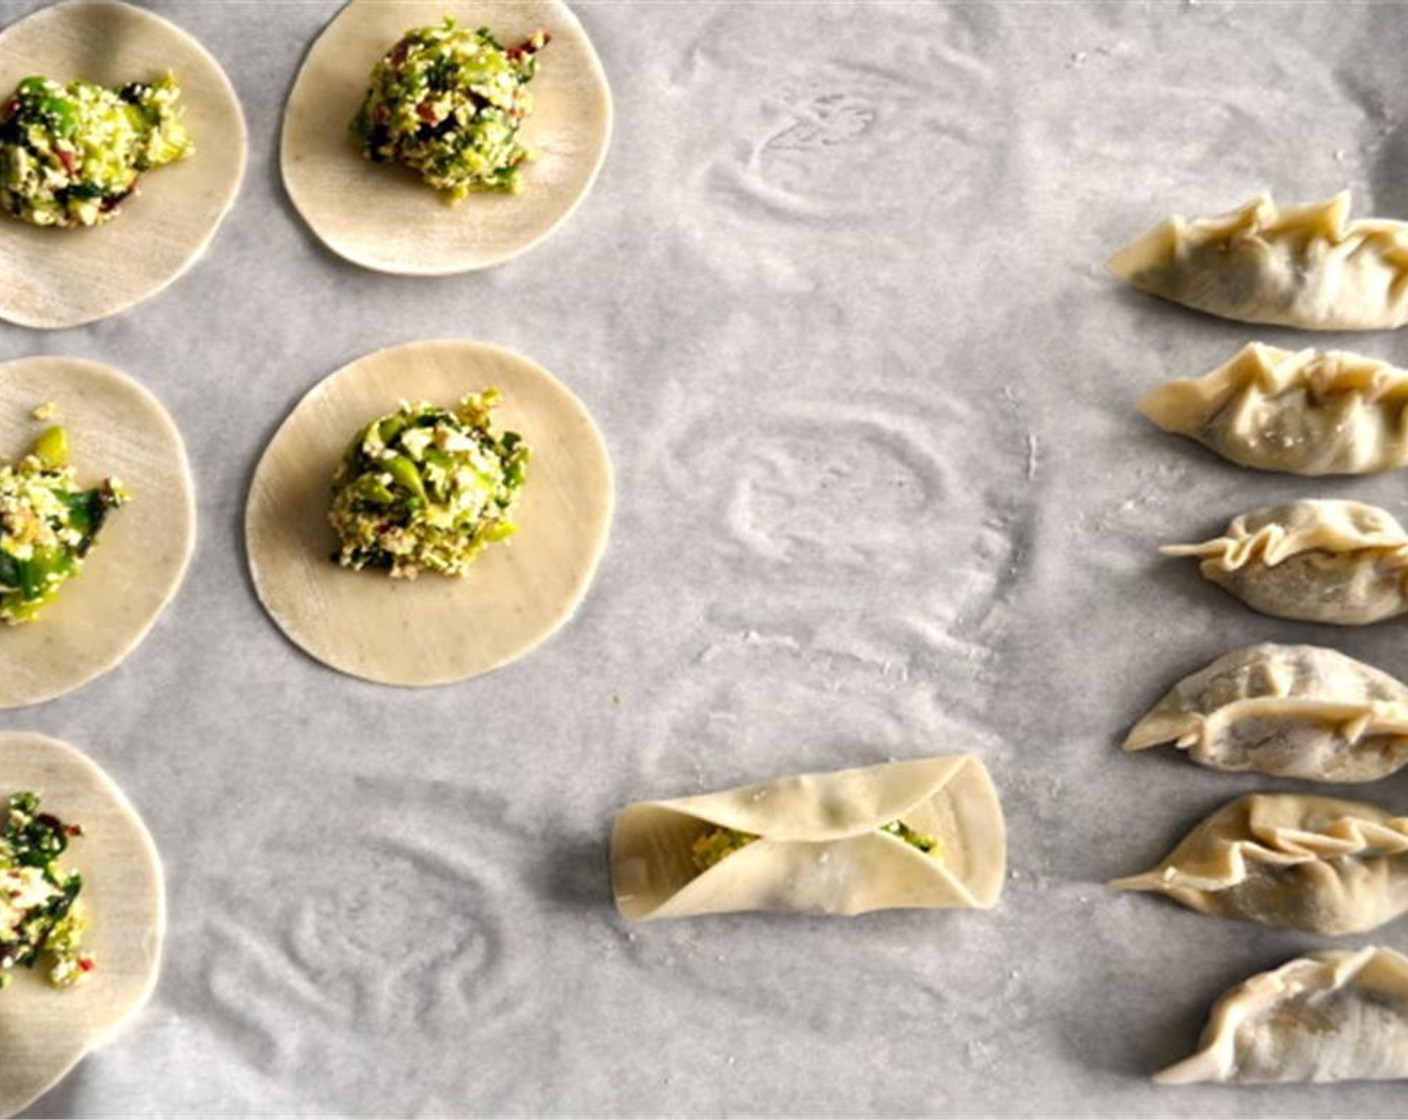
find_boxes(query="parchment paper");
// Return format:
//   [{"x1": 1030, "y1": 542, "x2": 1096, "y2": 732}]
[{"x1": 4, "y1": 1, "x2": 1408, "y2": 1116}]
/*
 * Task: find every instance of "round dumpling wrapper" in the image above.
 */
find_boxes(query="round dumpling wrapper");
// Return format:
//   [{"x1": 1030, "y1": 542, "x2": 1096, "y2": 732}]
[
  {"x1": 0, "y1": 731, "x2": 165, "y2": 1117},
  {"x1": 281, "y1": 0, "x2": 611, "y2": 275},
  {"x1": 246, "y1": 338, "x2": 614, "y2": 686},
  {"x1": 0, "y1": 357, "x2": 196, "y2": 710},
  {"x1": 0, "y1": 0, "x2": 247, "y2": 330}
]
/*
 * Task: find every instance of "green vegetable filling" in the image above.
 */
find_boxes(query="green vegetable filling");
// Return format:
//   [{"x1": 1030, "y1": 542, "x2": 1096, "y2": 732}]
[
  {"x1": 879, "y1": 819, "x2": 943, "y2": 855},
  {"x1": 330, "y1": 389, "x2": 530, "y2": 579},
  {"x1": 350, "y1": 18, "x2": 548, "y2": 198},
  {"x1": 691, "y1": 827, "x2": 758, "y2": 872},
  {"x1": 691, "y1": 820, "x2": 945, "y2": 872},
  {"x1": 0, "y1": 73, "x2": 192, "y2": 228},
  {"x1": 0, "y1": 424, "x2": 127, "y2": 625},
  {"x1": 0, "y1": 792, "x2": 91, "y2": 990}
]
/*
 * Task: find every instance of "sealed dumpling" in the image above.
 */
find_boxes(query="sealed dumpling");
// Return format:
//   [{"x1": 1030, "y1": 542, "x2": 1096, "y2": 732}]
[
  {"x1": 1110, "y1": 792, "x2": 1408, "y2": 935},
  {"x1": 1108, "y1": 192, "x2": 1408, "y2": 330},
  {"x1": 1163, "y1": 499, "x2": 1408, "y2": 625},
  {"x1": 1155, "y1": 946, "x2": 1408, "y2": 1084},
  {"x1": 1139, "y1": 343, "x2": 1408, "y2": 475},
  {"x1": 1126, "y1": 643, "x2": 1408, "y2": 782},
  {"x1": 611, "y1": 755, "x2": 1005, "y2": 921}
]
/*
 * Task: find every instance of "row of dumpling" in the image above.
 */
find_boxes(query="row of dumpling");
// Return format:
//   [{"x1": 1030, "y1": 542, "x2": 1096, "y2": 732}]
[
  {"x1": 1104, "y1": 192, "x2": 1408, "y2": 1086},
  {"x1": 1121, "y1": 194, "x2": 1408, "y2": 625}
]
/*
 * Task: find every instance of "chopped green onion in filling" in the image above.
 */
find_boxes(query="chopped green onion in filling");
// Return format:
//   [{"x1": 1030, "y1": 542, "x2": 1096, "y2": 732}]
[
  {"x1": 692, "y1": 820, "x2": 946, "y2": 873},
  {"x1": 329, "y1": 389, "x2": 530, "y2": 579},
  {"x1": 0, "y1": 73, "x2": 192, "y2": 228},
  {"x1": 350, "y1": 18, "x2": 548, "y2": 198},
  {"x1": 0, "y1": 791, "x2": 91, "y2": 990},
  {"x1": 879, "y1": 819, "x2": 943, "y2": 855},
  {"x1": 0, "y1": 423, "x2": 127, "y2": 625}
]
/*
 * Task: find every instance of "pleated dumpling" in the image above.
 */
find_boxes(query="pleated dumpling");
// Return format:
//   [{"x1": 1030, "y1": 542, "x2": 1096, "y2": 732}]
[
  {"x1": 1108, "y1": 192, "x2": 1408, "y2": 330},
  {"x1": 1139, "y1": 343, "x2": 1408, "y2": 476},
  {"x1": 1110, "y1": 793, "x2": 1408, "y2": 935},
  {"x1": 1125, "y1": 643, "x2": 1408, "y2": 782},
  {"x1": 1156, "y1": 947, "x2": 1408, "y2": 1084},
  {"x1": 1163, "y1": 499, "x2": 1408, "y2": 625}
]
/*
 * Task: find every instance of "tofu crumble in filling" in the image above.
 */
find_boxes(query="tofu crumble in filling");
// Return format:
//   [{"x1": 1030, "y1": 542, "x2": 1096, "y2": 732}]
[
  {"x1": 329, "y1": 389, "x2": 529, "y2": 579},
  {"x1": 350, "y1": 18, "x2": 548, "y2": 198},
  {"x1": 0, "y1": 792, "x2": 91, "y2": 990},
  {"x1": 0, "y1": 74, "x2": 192, "y2": 228}
]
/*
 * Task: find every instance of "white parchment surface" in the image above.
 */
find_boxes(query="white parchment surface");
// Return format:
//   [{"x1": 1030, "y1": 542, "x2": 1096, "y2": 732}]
[{"x1": 4, "y1": 1, "x2": 1408, "y2": 1115}]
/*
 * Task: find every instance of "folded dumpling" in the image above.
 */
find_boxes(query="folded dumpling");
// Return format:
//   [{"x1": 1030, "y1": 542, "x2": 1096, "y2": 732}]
[
  {"x1": 1110, "y1": 792, "x2": 1408, "y2": 935},
  {"x1": 1163, "y1": 499, "x2": 1408, "y2": 625},
  {"x1": 1139, "y1": 343, "x2": 1408, "y2": 475},
  {"x1": 1108, "y1": 192, "x2": 1408, "y2": 330},
  {"x1": 1155, "y1": 946, "x2": 1408, "y2": 1084},
  {"x1": 611, "y1": 755, "x2": 1005, "y2": 921},
  {"x1": 1125, "y1": 643, "x2": 1408, "y2": 782}
]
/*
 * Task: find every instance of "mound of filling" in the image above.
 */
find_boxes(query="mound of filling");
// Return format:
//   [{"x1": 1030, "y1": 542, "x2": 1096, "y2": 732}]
[
  {"x1": 0, "y1": 420, "x2": 127, "y2": 624},
  {"x1": 330, "y1": 389, "x2": 529, "y2": 579},
  {"x1": 691, "y1": 820, "x2": 945, "y2": 873},
  {"x1": 0, "y1": 792, "x2": 91, "y2": 990},
  {"x1": 350, "y1": 19, "x2": 548, "y2": 198},
  {"x1": 0, "y1": 74, "x2": 192, "y2": 228}
]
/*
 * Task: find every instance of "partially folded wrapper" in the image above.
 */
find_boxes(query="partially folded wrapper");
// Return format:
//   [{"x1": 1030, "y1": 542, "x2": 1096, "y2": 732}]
[{"x1": 611, "y1": 755, "x2": 1006, "y2": 921}]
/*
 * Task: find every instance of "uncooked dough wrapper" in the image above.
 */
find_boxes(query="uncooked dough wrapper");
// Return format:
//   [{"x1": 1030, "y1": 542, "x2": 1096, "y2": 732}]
[
  {"x1": 281, "y1": 0, "x2": 611, "y2": 275},
  {"x1": 245, "y1": 339, "x2": 612, "y2": 687},
  {"x1": 0, "y1": 0, "x2": 247, "y2": 329},
  {"x1": 1163, "y1": 499, "x2": 1408, "y2": 625},
  {"x1": 0, "y1": 732, "x2": 164, "y2": 1117},
  {"x1": 1126, "y1": 643, "x2": 1408, "y2": 782},
  {"x1": 1156, "y1": 946, "x2": 1408, "y2": 1084},
  {"x1": 611, "y1": 756, "x2": 1005, "y2": 921},
  {"x1": 0, "y1": 356, "x2": 196, "y2": 709},
  {"x1": 1108, "y1": 192, "x2": 1408, "y2": 330},
  {"x1": 1139, "y1": 343, "x2": 1408, "y2": 476},
  {"x1": 1111, "y1": 792, "x2": 1408, "y2": 935}
]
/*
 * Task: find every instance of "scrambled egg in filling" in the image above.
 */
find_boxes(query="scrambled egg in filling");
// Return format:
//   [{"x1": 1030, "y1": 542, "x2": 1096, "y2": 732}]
[
  {"x1": 0, "y1": 74, "x2": 192, "y2": 228},
  {"x1": 0, "y1": 792, "x2": 90, "y2": 990},
  {"x1": 329, "y1": 389, "x2": 529, "y2": 579},
  {"x1": 350, "y1": 19, "x2": 548, "y2": 198},
  {"x1": 0, "y1": 424, "x2": 127, "y2": 625}
]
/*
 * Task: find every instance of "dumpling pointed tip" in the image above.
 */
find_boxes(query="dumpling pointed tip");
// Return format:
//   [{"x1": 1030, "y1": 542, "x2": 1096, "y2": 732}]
[
  {"x1": 1107, "y1": 217, "x2": 1179, "y2": 284},
  {"x1": 1151, "y1": 1057, "x2": 1212, "y2": 1086},
  {"x1": 1134, "y1": 383, "x2": 1172, "y2": 424},
  {"x1": 1136, "y1": 380, "x2": 1211, "y2": 438},
  {"x1": 1122, "y1": 712, "x2": 1185, "y2": 752},
  {"x1": 1107, "y1": 871, "x2": 1157, "y2": 892}
]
